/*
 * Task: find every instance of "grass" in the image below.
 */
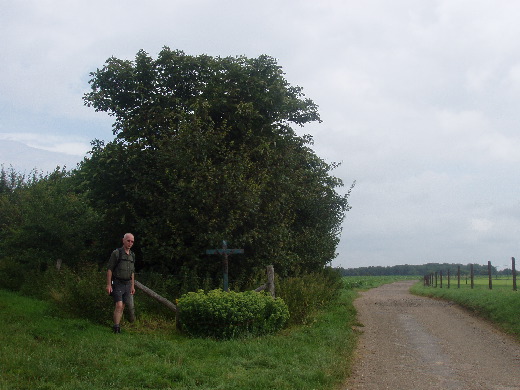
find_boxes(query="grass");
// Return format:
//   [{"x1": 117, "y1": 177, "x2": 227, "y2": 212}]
[
  {"x1": 432, "y1": 275, "x2": 517, "y2": 289},
  {"x1": 0, "y1": 276, "x2": 424, "y2": 390},
  {"x1": 411, "y1": 279, "x2": 520, "y2": 340},
  {"x1": 0, "y1": 287, "x2": 359, "y2": 390}
]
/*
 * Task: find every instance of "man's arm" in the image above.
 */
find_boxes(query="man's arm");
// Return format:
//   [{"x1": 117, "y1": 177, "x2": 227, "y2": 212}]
[
  {"x1": 130, "y1": 272, "x2": 135, "y2": 295},
  {"x1": 106, "y1": 250, "x2": 117, "y2": 295},
  {"x1": 106, "y1": 269, "x2": 113, "y2": 295}
]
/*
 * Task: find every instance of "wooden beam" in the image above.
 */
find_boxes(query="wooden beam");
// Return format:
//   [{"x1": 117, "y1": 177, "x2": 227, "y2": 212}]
[{"x1": 135, "y1": 280, "x2": 177, "y2": 312}]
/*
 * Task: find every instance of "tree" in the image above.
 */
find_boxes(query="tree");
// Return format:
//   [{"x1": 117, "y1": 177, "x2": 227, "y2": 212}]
[
  {"x1": 81, "y1": 47, "x2": 352, "y2": 278},
  {"x1": 0, "y1": 168, "x2": 99, "y2": 285}
]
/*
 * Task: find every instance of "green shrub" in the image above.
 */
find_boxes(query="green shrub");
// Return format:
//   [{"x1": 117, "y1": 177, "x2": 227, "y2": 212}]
[
  {"x1": 0, "y1": 257, "x2": 26, "y2": 291},
  {"x1": 46, "y1": 264, "x2": 113, "y2": 325},
  {"x1": 277, "y1": 268, "x2": 343, "y2": 325},
  {"x1": 177, "y1": 289, "x2": 289, "y2": 339}
]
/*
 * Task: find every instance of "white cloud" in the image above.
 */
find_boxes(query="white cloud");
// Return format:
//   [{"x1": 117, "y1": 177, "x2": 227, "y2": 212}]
[
  {"x1": 469, "y1": 218, "x2": 494, "y2": 233},
  {"x1": 0, "y1": 132, "x2": 90, "y2": 156}
]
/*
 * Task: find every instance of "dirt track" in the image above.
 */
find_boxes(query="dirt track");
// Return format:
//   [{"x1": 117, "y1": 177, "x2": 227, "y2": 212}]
[{"x1": 343, "y1": 280, "x2": 520, "y2": 390}]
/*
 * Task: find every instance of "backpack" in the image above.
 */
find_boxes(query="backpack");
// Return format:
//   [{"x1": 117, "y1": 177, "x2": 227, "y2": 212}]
[{"x1": 111, "y1": 248, "x2": 135, "y2": 281}]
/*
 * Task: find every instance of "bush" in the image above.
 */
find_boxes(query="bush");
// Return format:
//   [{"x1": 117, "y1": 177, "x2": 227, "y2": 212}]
[
  {"x1": 0, "y1": 257, "x2": 26, "y2": 291},
  {"x1": 46, "y1": 264, "x2": 114, "y2": 325},
  {"x1": 277, "y1": 268, "x2": 343, "y2": 325},
  {"x1": 176, "y1": 289, "x2": 289, "y2": 339}
]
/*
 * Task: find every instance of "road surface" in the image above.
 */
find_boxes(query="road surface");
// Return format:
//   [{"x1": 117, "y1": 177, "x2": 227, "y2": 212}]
[{"x1": 344, "y1": 280, "x2": 520, "y2": 390}]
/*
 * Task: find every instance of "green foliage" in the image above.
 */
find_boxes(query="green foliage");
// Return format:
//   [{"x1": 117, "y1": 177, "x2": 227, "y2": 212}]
[
  {"x1": 0, "y1": 167, "x2": 102, "y2": 278},
  {"x1": 81, "y1": 47, "x2": 352, "y2": 277},
  {"x1": 277, "y1": 268, "x2": 344, "y2": 325},
  {"x1": 177, "y1": 289, "x2": 289, "y2": 339},
  {"x1": 45, "y1": 264, "x2": 113, "y2": 325},
  {"x1": 0, "y1": 257, "x2": 26, "y2": 291}
]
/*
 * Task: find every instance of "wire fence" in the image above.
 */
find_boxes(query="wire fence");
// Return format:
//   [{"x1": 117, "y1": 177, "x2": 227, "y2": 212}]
[{"x1": 423, "y1": 257, "x2": 517, "y2": 291}]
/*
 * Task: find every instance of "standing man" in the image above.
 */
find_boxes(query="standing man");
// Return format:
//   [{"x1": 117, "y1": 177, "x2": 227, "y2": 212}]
[{"x1": 106, "y1": 233, "x2": 136, "y2": 333}]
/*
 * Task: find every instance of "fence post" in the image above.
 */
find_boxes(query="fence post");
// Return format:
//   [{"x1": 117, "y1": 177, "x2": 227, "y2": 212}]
[
  {"x1": 512, "y1": 257, "x2": 517, "y2": 292},
  {"x1": 488, "y1": 261, "x2": 493, "y2": 290},
  {"x1": 440, "y1": 270, "x2": 443, "y2": 288},
  {"x1": 457, "y1": 266, "x2": 461, "y2": 289},
  {"x1": 127, "y1": 294, "x2": 136, "y2": 323},
  {"x1": 266, "y1": 265, "x2": 275, "y2": 298},
  {"x1": 55, "y1": 259, "x2": 62, "y2": 271},
  {"x1": 470, "y1": 264, "x2": 474, "y2": 289},
  {"x1": 435, "y1": 272, "x2": 438, "y2": 288},
  {"x1": 447, "y1": 269, "x2": 450, "y2": 289}
]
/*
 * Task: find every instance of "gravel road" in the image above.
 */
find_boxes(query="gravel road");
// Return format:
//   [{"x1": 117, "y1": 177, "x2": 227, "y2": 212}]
[{"x1": 343, "y1": 280, "x2": 520, "y2": 390}]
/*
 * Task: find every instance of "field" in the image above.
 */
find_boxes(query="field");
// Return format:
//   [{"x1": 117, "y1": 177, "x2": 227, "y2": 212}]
[
  {"x1": 0, "y1": 276, "x2": 410, "y2": 390},
  {"x1": 435, "y1": 275, "x2": 517, "y2": 289},
  {"x1": 411, "y1": 276, "x2": 520, "y2": 340}
]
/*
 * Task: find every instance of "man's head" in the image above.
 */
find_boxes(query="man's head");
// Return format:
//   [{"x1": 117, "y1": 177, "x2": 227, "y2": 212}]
[{"x1": 122, "y1": 233, "x2": 134, "y2": 250}]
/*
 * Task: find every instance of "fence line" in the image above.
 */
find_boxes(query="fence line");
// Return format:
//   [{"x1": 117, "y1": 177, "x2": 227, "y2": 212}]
[{"x1": 424, "y1": 258, "x2": 518, "y2": 291}]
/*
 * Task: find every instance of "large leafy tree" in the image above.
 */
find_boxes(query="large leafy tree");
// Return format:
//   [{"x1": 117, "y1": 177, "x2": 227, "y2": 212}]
[{"x1": 81, "y1": 47, "x2": 351, "y2": 277}]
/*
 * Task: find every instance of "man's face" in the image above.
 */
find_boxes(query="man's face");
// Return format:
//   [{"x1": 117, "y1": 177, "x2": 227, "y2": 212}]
[{"x1": 123, "y1": 235, "x2": 134, "y2": 250}]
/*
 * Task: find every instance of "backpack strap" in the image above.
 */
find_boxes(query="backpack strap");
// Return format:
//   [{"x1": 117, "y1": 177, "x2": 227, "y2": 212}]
[{"x1": 114, "y1": 247, "x2": 123, "y2": 272}]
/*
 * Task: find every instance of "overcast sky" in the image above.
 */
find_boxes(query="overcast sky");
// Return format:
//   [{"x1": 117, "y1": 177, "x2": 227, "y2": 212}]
[{"x1": 1, "y1": 0, "x2": 519, "y2": 270}]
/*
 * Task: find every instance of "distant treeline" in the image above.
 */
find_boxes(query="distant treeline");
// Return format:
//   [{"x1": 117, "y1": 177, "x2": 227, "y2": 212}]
[{"x1": 336, "y1": 262, "x2": 515, "y2": 277}]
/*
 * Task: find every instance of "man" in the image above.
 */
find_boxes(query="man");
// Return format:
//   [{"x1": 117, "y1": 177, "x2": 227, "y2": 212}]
[{"x1": 106, "y1": 233, "x2": 136, "y2": 333}]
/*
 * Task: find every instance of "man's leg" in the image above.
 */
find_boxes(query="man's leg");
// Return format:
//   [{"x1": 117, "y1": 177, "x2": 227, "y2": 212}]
[
  {"x1": 113, "y1": 300, "x2": 125, "y2": 331},
  {"x1": 111, "y1": 280, "x2": 127, "y2": 333}
]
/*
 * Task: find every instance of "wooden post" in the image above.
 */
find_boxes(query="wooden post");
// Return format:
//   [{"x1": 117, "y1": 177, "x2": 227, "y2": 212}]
[
  {"x1": 55, "y1": 259, "x2": 62, "y2": 271},
  {"x1": 223, "y1": 250, "x2": 229, "y2": 292},
  {"x1": 435, "y1": 272, "x2": 438, "y2": 288},
  {"x1": 266, "y1": 265, "x2": 275, "y2": 297},
  {"x1": 457, "y1": 266, "x2": 461, "y2": 289},
  {"x1": 127, "y1": 294, "x2": 136, "y2": 323},
  {"x1": 488, "y1": 261, "x2": 493, "y2": 290},
  {"x1": 512, "y1": 257, "x2": 517, "y2": 292},
  {"x1": 440, "y1": 270, "x2": 443, "y2": 288},
  {"x1": 447, "y1": 269, "x2": 450, "y2": 289},
  {"x1": 470, "y1": 264, "x2": 474, "y2": 289},
  {"x1": 254, "y1": 265, "x2": 276, "y2": 297}
]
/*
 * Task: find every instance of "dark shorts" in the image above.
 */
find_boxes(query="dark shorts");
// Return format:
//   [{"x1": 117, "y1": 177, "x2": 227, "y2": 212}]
[{"x1": 111, "y1": 279, "x2": 132, "y2": 304}]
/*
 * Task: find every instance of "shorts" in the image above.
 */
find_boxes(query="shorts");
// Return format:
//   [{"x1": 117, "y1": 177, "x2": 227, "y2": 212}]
[{"x1": 111, "y1": 279, "x2": 132, "y2": 304}]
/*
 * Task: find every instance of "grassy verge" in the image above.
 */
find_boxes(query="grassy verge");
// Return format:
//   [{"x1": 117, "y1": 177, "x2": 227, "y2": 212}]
[
  {"x1": 410, "y1": 281, "x2": 520, "y2": 340},
  {"x1": 0, "y1": 288, "x2": 357, "y2": 390}
]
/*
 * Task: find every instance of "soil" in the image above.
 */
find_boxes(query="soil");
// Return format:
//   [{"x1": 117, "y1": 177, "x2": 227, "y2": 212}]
[{"x1": 342, "y1": 280, "x2": 520, "y2": 390}]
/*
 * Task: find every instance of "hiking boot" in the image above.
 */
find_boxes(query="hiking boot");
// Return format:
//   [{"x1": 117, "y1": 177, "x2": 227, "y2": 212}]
[{"x1": 113, "y1": 325, "x2": 121, "y2": 334}]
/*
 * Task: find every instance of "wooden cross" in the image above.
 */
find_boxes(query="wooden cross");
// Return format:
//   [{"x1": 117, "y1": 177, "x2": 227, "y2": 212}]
[{"x1": 206, "y1": 240, "x2": 244, "y2": 292}]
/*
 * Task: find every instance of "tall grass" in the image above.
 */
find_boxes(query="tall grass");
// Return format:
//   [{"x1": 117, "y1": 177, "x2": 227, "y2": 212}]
[{"x1": 411, "y1": 282, "x2": 520, "y2": 340}]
